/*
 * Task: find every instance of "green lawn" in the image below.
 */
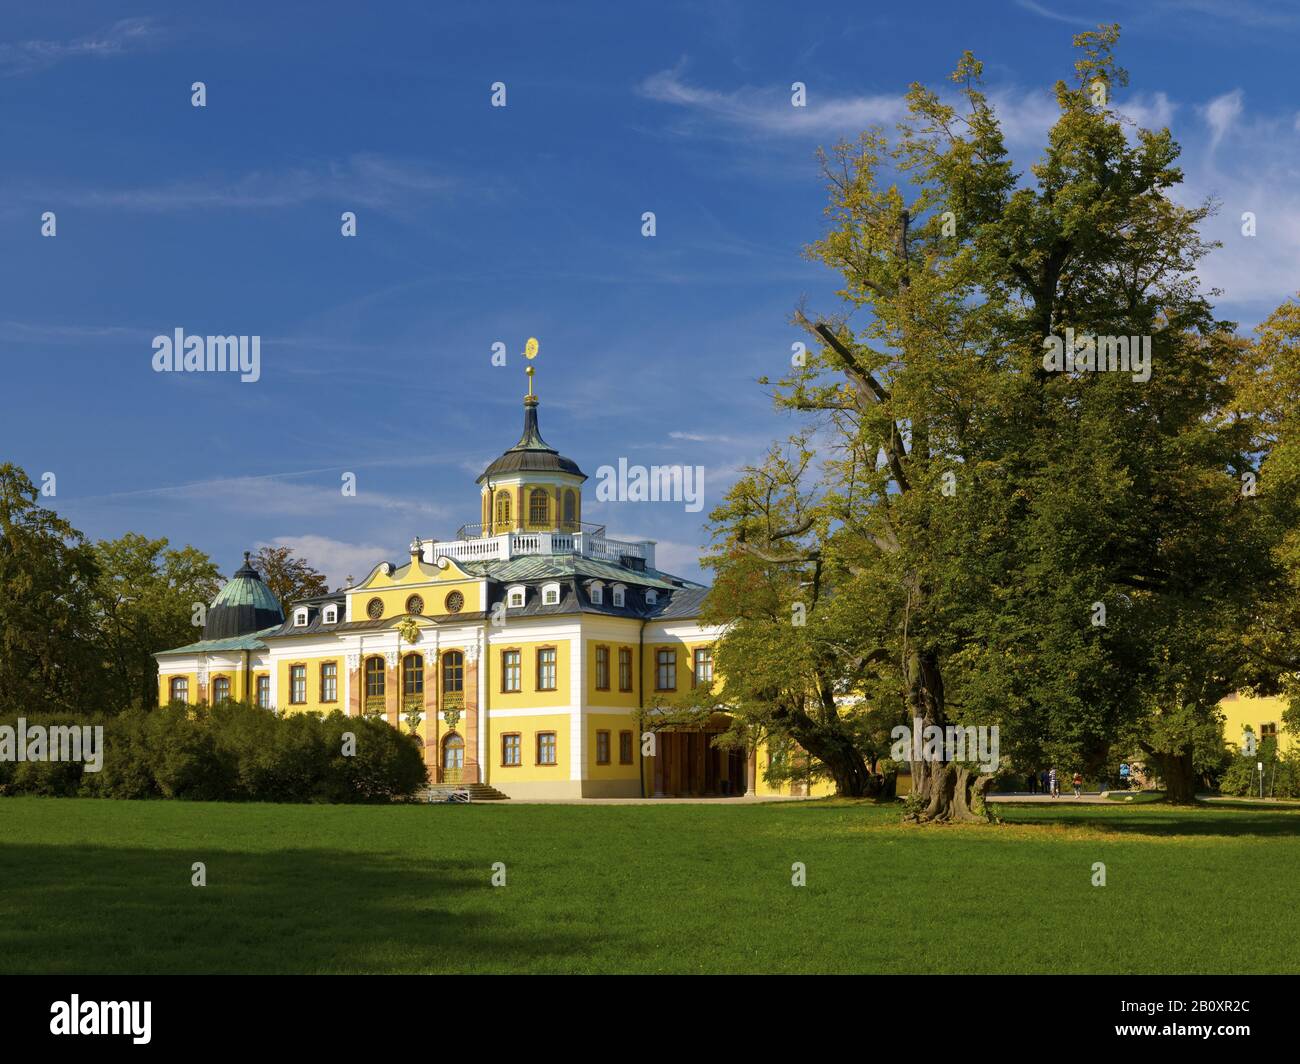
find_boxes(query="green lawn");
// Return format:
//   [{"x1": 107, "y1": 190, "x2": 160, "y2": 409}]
[{"x1": 1, "y1": 796, "x2": 1297, "y2": 974}]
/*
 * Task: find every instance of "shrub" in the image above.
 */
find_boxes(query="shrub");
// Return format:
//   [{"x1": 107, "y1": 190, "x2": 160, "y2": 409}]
[{"x1": 0, "y1": 703, "x2": 427, "y2": 803}]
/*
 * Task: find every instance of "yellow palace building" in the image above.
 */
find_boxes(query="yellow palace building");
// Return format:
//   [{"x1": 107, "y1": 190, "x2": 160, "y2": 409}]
[{"x1": 154, "y1": 371, "x2": 780, "y2": 799}]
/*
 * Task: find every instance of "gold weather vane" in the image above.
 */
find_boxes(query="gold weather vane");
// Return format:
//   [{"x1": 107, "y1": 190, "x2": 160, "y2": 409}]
[{"x1": 524, "y1": 336, "x2": 539, "y2": 396}]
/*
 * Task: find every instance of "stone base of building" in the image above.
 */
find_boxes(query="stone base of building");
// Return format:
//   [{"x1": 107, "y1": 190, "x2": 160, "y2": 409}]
[{"x1": 489, "y1": 778, "x2": 643, "y2": 800}]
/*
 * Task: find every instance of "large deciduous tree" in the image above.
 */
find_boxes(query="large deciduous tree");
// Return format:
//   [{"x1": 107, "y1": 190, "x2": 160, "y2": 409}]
[
  {"x1": 705, "y1": 27, "x2": 1267, "y2": 817},
  {"x1": 0, "y1": 464, "x2": 102, "y2": 715},
  {"x1": 250, "y1": 545, "x2": 328, "y2": 611},
  {"x1": 93, "y1": 533, "x2": 223, "y2": 712}
]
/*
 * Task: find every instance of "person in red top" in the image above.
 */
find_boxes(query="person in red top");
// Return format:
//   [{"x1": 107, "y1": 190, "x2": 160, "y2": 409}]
[{"x1": 1072, "y1": 771, "x2": 1083, "y2": 798}]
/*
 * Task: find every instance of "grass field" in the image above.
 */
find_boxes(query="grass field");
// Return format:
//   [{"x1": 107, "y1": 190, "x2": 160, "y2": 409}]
[{"x1": 2, "y1": 796, "x2": 1297, "y2": 974}]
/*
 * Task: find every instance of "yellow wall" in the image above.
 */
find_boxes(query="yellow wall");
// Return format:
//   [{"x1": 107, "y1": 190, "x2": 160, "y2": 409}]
[
  {"x1": 586, "y1": 638, "x2": 640, "y2": 707},
  {"x1": 159, "y1": 668, "x2": 267, "y2": 706},
  {"x1": 488, "y1": 712, "x2": 571, "y2": 783},
  {"x1": 348, "y1": 557, "x2": 482, "y2": 620},
  {"x1": 160, "y1": 672, "x2": 196, "y2": 704},
  {"x1": 487, "y1": 639, "x2": 570, "y2": 710},
  {"x1": 587, "y1": 713, "x2": 640, "y2": 781},
  {"x1": 277, "y1": 655, "x2": 344, "y2": 714},
  {"x1": 643, "y1": 640, "x2": 715, "y2": 700},
  {"x1": 1219, "y1": 692, "x2": 1294, "y2": 753}
]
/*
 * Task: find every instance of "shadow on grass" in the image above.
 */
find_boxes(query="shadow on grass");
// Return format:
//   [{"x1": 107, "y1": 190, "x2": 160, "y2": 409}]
[
  {"x1": 0, "y1": 841, "x2": 585, "y2": 974},
  {"x1": 1000, "y1": 802, "x2": 1300, "y2": 838}
]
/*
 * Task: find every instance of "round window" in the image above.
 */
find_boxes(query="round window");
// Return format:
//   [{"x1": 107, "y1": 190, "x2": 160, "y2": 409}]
[
  {"x1": 406, "y1": 594, "x2": 425, "y2": 615},
  {"x1": 445, "y1": 591, "x2": 464, "y2": 614},
  {"x1": 367, "y1": 597, "x2": 384, "y2": 620}
]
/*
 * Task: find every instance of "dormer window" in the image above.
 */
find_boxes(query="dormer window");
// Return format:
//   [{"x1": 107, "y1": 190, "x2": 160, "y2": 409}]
[
  {"x1": 612, "y1": 584, "x2": 625, "y2": 608},
  {"x1": 294, "y1": 608, "x2": 309, "y2": 627},
  {"x1": 589, "y1": 581, "x2": 604, "y2": 605},
  {"x1": 322, "y1": 605, "x2": 337, "y2": 624},
  {"x1": 507, "y1": 585, "x2": 526, "y2": 609},
  {"x1": 542, "y1": 582, "x2": 561, "y2": 606},
  {"x1": 645, "y1": 590, "x2": 658, "y2": 605}
]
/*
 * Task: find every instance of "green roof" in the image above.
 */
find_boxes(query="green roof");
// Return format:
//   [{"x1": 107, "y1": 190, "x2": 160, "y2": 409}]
[
  {"x1": 458, "y1": 554, "x2": 699, "y2": 590},
  {"x1": 211, "y1": 568, "x2": 283, "y2": 613},
  {"x1": 155, "y1": 625, "x2": 282, "y2": 657}
]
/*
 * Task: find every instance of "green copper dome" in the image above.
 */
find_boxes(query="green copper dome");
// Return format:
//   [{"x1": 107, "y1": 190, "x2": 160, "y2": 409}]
[{"x1": 203, "y1": 552, "x2": 285, "y2": 639}]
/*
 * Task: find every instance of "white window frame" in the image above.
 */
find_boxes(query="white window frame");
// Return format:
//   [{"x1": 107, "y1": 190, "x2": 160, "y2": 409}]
[
  {"x1": 589, "y1": 581, "x2": 604, "y2": 605},
  {"x1": 645, "y1": 589, "x2": 658, "y2": 605},
  {"x1": 294, "y1": 608, "x2": 309, "y2": 627},
  {"x1": 322, "y1": 605, "x2": 337, "y2": 624},
  {"x1": 542, "y1": 582, "x2": 561, "y2": 606},
  {"x1": 507, "y1": 585, "x2": 526, "y2": 609},
  {"x1": 611, "y1": 584, "x2": 626, "y2": 607}
]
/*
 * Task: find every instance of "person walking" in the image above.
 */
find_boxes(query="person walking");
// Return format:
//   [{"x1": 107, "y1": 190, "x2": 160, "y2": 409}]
[
  {"x1": 1039, "y1": 768, "x2": 1048, "y2": 794},
  {"x1": 1072, "y1": 771, "x2": 1083, "y2": 798},
  {"x1": 1048, "y1": 766, "x2": 1058, "y2": 798}
]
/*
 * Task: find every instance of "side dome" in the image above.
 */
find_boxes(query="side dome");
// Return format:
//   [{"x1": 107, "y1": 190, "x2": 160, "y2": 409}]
[
  {"x1": 203, "y1": 552, "x2": 285, "y2": 639},
  {"x1": 478, "y1": 394, "x2": 586, "y2": 482}
]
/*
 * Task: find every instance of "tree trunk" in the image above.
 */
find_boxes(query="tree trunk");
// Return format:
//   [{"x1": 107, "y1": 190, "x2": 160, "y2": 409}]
[
  {"x1": 790, "y1": 725, "x2": 874, "y2": 796},
  {"x1": 903, "y1": 649, "x2": 995, "y2": 823},
  {"x1": 1144, "y1": 746, "x2": 1198, "y2": 804}
]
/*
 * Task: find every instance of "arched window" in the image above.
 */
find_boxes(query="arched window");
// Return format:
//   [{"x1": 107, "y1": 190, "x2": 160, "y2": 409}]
[
  {"x1": 403, "y1": 653, "x2": 423, "y2": 695},
  {"x1": 365, "y1": 656, "x2": 386, "y2": 697},
  {"x1": 169, "y1": 676, "x2": 189, "y2": 703},
  {"x1": 442, "y1": 650, "x2": 464, "y2": 694},
  {"x1": 213, "y1": 676, "x2": 231, "y2": 704},
  {"x1": 495, "y1": 492, "x2": 511, "y2": 530},
  {"x1": 529, "y1": 488, "x2": 549, "y2": 527},
  {"x1": 563, "y1": 489, "x2": 577, "y2": 529},
  {"x1": 442, "y1": 732, "x2": 464, "y2": 770}
]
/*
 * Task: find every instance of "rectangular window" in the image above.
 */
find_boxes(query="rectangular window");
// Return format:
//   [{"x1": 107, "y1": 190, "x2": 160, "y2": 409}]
[
  {"x1": 320, "y1": 662, "x2": 338, "y2": 702},
  {"x1": 693, "y1": 647, "x2": 713, "y2": 687},
  {"x1": 596, "y1": 730, "x2": 611, "y2": 764},
  {"x1": 1261, "y1": 722, "x2": 1278, "y2": 740},
  {"x1": 502, "y1": 733, "x2": 521, "y2": 766},
  {"x1": 537, "y1": 731, "x2": 557, "y2": 766},
  {"x1": 656, "y1": 648, "x2": 677, "y2": 691},
  {"x1": 618, "y1": 647, "x2": 633, "y2": 692},
  {"x1": 536, "y1": 647, "x2": 557, "y2": 691},
  {"x1": 619, "y1": 730, "x2": 634, "y2": 764},
  {"x1": 595, "y1": 645, "x2": 610, "y2": 690},
  {"x1": 256, "y1": 675, "x2": 270, "y2": 708},
  {"x1": 170, "y1": 677, "x2": 189, "y2": 703},
  {"x1": 502, "y1": 650, "x2": 521, "y2": 693},
  {"x1": 213, "y1": 676, "x2": 230, "y2": 704},
  {"x1": 290, "y1": 665, "x2": 307, "y2": 704}
]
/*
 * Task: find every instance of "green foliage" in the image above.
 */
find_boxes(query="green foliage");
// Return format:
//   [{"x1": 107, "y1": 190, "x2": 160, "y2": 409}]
[
  {"x1": 251, "y1": 544, "x2": 330, "y2": 607},
  {"x1": 703, "y1": 28, "x2": 1287, "y2": 812},
  {"x1": 92, "y1": 533, "x2": 223, "y2": 712},
  {"x1": 0, "y1": 464, "x2": 102, "y2": 716},
  {"x1": 1, "y1": 704, "x2": 427, "y2": 802}
]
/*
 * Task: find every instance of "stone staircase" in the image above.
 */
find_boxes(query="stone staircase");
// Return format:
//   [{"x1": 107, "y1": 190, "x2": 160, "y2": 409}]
[{"x1": 413, "y1": 782, "x2": 511, "y2": 802}]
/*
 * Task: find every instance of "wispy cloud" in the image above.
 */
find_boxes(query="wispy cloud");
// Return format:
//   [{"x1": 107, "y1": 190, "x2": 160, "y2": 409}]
[
  {"x1": 0, "y1": 18, "x2": 164, "y2": 77},
  {"x1": 40, "y1": 153, "x2": 456, "y2": 213},
  {"x1": 1201, "y1": 88, "x2": 1244, "y2": 153},
  {"x1": 638, "y1": 62, "x2": 905, "y2": 138},
  {"x1": 261, "y1": 535, "x2": 392, "y2": 589},
  {"x1": 1012, "y1": 0, "x2": 1098, "y2": 27},
  {"x1": 668, "y1": 431, "x2": 737, "y2": 444}
]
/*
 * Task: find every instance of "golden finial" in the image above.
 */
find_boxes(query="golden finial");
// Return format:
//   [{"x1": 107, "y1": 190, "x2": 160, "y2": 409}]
[{"x1": 525, "y1": 337, "x2": 539, "y2": 396}]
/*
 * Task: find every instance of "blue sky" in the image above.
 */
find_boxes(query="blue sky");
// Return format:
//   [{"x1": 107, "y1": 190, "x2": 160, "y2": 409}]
[{"x1": 3, "y1": 0, "x2": 1298, "y2": 585}]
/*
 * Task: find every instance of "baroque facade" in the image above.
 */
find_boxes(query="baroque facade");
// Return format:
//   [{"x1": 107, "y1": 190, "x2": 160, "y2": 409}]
[{"x1": 154, "y1": 378, "x2": 806, "y2": 799}]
